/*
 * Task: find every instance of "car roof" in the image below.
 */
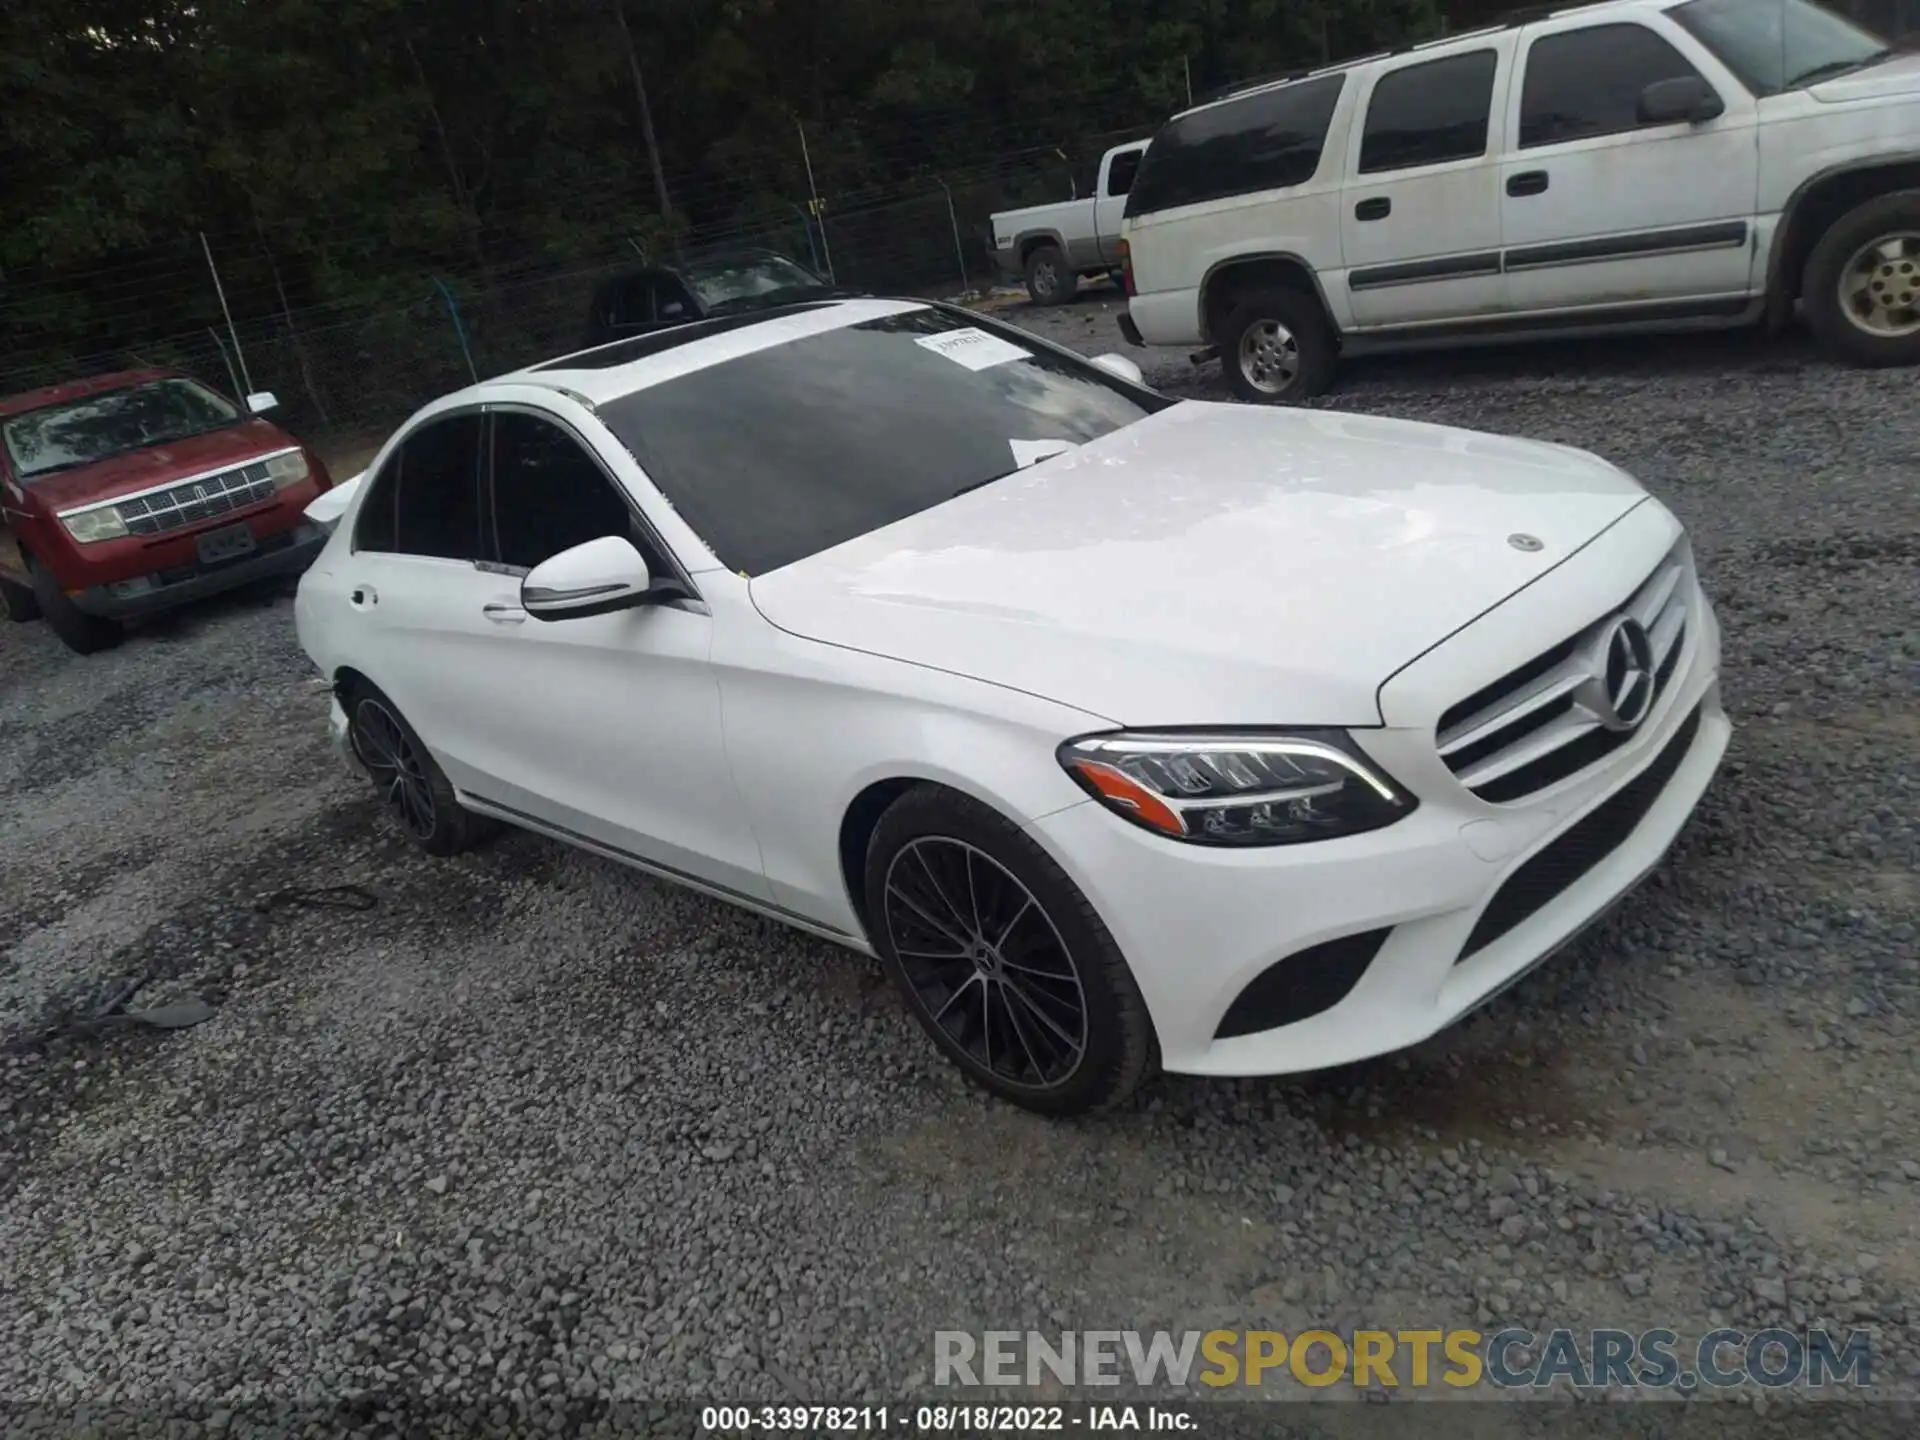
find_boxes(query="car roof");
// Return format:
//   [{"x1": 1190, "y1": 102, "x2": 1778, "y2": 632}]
[
  {"x1": 497, "y1": 296, "x2": 932, "y2": 408},
  {"x1": 0, "y1": 367, "x2": 189, "y2": 419},
  {"x1": 1179, "y1": 0, "x2": 1676, "y2": 115}
]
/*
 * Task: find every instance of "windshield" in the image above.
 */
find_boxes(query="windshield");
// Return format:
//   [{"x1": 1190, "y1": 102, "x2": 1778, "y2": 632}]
[
  {"x1": 683, "y1": 255, "x2": 832, "y2": 312},
  {"x1": 1670, "y1": 0, "x2": 1889, "y2": 94},
  {"x1": 3, "y1": 378, "x2": 243, "y2": 482},
  {"x1": 598, "y1": 306, "x2": 1167, "y2": 575}
]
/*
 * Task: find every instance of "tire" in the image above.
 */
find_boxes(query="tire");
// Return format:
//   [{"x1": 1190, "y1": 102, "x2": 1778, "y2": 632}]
[
  {"x1": 1803, "y1": 190, "x2": 1920, "y2": 368},
  {"x1": 26, "y1": 557, "x2": 119, "y2": 654},
  {"x1": 0, "y1": 571, "x2": 39, "y2": 623},
  {"x1": 864, "y1": 784, "x2": 1159, "y2": 1116},
  {"x1": 1023, "y1": 245, "x2": 1079, "y2": 307},
  {"x1": 1219, "y1": 287, "x2": 1337, "y2": 403},
  {"x1": 342, "y1": 679, "x2": 495, "y2": 857}
]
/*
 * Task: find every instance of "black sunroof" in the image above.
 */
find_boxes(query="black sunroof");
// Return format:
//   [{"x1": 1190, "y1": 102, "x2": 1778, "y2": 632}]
[{"x1": 531, "y1": 301, "x2": 844, "y2": 372}]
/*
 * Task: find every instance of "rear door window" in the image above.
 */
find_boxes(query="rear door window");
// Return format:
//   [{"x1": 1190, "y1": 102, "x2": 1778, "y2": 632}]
[
  {"x1": 354, "y1": 413, "x2": 485, "y2": 560},
  {"x1": 1358, "y1": 50, "x2": 1500, "y2": 174},
  {"x1": 1125, "y1": 74, "x2": 1346, "y2": 218}
]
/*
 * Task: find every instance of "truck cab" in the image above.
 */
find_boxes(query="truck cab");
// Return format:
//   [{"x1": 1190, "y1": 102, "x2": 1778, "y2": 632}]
[{"x1": 990, "y1": 140, "x2": 1150, "y2": 304}]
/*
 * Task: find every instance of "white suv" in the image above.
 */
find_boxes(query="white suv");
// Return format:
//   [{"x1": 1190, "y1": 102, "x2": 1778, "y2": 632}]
[{"x1": 1116, "y1": 0, "x2": 1920, "y2": 401}]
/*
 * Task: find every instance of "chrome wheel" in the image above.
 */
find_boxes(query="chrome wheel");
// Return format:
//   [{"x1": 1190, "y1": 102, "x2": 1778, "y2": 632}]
[
  {"x1": 1238, "y1": 319, "x2": 1301, "y2": 395},
  {"x1": 882, "y1": 837, "x2": 1088, "y2": 1089},
  {"x1": 351, "y1": 698, "x2": 437, "y2": 840},
  {"x1": 1031, "y1": 259, "x2": 1059, "y2": 300},
  {"x1": 1839, "y1": 232, "x2": 1920, "y2": 339}
]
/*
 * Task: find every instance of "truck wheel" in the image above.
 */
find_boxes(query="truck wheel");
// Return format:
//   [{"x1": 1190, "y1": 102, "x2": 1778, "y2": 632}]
[
  {"x1": 27, "y1": 558, "x2": 121, "y2": 654},
  {"x1": 1024, "y1": 246, "x2": 1079, "y2": 306},
  {"x1": 1803, "y1": 191, "x2": 1920, "y2": 368},
  {"x1": 1220, "y1": 288, "x2": 1336, "y2": 403},
  {"x1": 0, "y1": 572, "x2": 39, "y2": 623}
]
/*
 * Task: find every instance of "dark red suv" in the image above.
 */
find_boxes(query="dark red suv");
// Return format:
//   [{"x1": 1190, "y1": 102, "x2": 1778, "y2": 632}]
[{"x1": 0, "y1": 368, "x2": 335, "y2": 653}]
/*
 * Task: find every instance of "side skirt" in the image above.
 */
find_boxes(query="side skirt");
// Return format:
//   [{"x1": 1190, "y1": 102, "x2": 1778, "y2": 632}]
[{"x1": 460, "y1": 791, "x2": 874, "y2": 956}]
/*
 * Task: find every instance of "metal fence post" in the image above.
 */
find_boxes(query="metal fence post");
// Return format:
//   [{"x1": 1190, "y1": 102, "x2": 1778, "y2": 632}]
[
  {"x1": 200, "y1": 232, "x2": 254, "y2": 395},
  {"x1": 434, "y1": 278, "x2": 480, "y2": 384},
  {"x1": 797, "y1": 120, "x2": 836, "y2": 283},
  {"x1": 940, "y1": 183, "x2": 968, "y2": 295}
]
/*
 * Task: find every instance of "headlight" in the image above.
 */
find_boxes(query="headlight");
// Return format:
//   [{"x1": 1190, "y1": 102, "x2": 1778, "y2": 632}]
[
  {"x1": 266, "y1": 451, "x2": 311, "y2": 489},
  {"x1": 1057, "y1": 731, "x2": 1415, "y2": 847},
  {"x1": 60, "y1": 506, "x2": 129, "y2": 544}
]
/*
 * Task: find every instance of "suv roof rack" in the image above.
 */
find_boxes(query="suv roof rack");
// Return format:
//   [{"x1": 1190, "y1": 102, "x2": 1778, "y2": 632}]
[{"x1": 1185, "y1": 0, "x2": 1631, "y2": 111}]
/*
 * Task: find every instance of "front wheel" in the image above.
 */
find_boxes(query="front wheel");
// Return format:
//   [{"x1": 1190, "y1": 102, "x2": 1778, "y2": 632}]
[
  {"x1": 864, "y1": 785, "x2": 1158, "y2": 1116},
  {"x1": 1220, "y1": 288, "x2": 1336, "y2": 403},
  {"x1": 1803, "y1": 191, "x2": 1920, "y2": 368},
  {"x1": 0, "y1": 570, "x2": 40, "y2": 623},
  {"x1": 27, "y1": 559, "x2": 119, "y2": 654}
]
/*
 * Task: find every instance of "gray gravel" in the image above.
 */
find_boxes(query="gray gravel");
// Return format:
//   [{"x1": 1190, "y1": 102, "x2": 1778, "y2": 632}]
[{"x1": 2, "y1": 291, "x2": 1916, "y2": 1430}]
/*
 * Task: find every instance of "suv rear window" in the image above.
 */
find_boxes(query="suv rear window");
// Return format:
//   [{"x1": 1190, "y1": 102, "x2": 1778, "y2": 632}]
[{"x1": 1125, "y1": 75, "x2": 1346, "y2": 219}]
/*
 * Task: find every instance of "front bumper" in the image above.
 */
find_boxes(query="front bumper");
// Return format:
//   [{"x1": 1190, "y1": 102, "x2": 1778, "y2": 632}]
[
  {"x1": 72, "y1": 522, "x2": 328, "y2": 619},
  {"x1": 1116, "y1": 311, "x2": 1145, "y2": 347},
  {"x1": 1027, "y1": 563, "x2": 1728, "y2": 1078}
]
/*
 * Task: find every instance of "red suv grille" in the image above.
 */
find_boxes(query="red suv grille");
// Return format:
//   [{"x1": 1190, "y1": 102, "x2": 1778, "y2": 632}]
[{"x1": 116, "y1": 460, "x2": 276, "y2": 537}]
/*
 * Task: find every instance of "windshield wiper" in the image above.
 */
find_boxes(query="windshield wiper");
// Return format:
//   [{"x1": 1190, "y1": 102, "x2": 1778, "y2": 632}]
[{"x1": 1787, "y1": 49, "x2": 1892, "y2": 88}]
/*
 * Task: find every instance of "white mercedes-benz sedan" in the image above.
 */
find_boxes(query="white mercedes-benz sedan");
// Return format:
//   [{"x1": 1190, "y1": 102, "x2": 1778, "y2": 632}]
[{"x1": 295, "y1": 297, "x2": 1728, "y2": 1115}]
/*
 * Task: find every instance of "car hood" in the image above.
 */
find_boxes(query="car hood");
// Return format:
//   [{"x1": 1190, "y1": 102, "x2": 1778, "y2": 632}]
[
  {"x1": 748, "y1": 402, "x2": 1649, "y2": 726},
  {"x1": 1808, "y1": 51, "x2": 1920, "y2": 102},
  {"x1": 20, "y1": 420, "x2": 297, "y2": 512}
]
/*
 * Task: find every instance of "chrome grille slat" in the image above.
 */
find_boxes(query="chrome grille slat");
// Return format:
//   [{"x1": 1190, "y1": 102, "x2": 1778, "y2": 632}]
[
  {"x1": 116, "y1": 460, "x2": 275, "y2": 537},
  {"x1": 1630, "y1": 559, "x2": 1683, "y2": 628},
  {"x1": 1437, "y1": 651, "x2": 1590, "y2": 758},
  {"x1": 1455, "y1": 707, "x2": 1605, "y2": 790},
  {"x1": 1437, "y1": 542, "x2": 1695, "y2": 804}
]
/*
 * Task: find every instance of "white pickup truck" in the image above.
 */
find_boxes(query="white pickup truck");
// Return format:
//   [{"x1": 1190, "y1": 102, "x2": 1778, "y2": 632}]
[{"x1": 989, "y1": 141, "x2": 1149, "y2": 304}]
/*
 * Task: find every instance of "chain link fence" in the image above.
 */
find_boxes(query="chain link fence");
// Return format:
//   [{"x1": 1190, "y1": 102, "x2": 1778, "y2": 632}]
[{"x1": 0, "y1": 163, "x2": 1094, "y2": 463}]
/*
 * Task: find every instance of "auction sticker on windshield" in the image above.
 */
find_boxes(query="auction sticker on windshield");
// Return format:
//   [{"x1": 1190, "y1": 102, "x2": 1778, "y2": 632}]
[{"x1": 916, "y1": 327, "x2": 1031, "y2": 371}]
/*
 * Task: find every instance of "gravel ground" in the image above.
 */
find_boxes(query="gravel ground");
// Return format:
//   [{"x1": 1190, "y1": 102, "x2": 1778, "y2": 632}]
[{"x1": 2, "y1": 291, "x2": 1916, "y2": 1434}]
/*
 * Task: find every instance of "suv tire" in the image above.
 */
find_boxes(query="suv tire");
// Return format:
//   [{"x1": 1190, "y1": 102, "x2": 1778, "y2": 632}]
[
  {"x1": 0, "y1": 570, "x2": 40, "y2": 623},
  {"x1": 1220, "y1": 288, "x2": 1336, "y2": 403},
  {"x1": 1023, "y1": 245, "x2": 1079, "y2": 307},
  {"x1": 27, "y1": 558, "x2": 120, "y2": 654},
  {"x1": 1803, "y1": 190, "x2": 1920, "y2": 368}
]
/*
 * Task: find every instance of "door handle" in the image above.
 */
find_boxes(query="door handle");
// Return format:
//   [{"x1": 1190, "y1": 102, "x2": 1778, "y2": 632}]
[
  {"x1": 482, "y1": 601, "x2": 526, "y2": 625},
  {"x1": 349, "y1": 584, "x2": 377, "y2": 608},
  {"x1": 1507, "y1": 170, "x2": 1549, "y2": 198},
  {"x1": 1354, "y1": 196, "x2": 1391, "y2": 222}
]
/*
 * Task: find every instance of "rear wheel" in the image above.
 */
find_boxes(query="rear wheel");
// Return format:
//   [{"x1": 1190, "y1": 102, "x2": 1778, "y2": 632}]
[
  {"x1": 27, "y1": 558, "x2": 119, "y2": 654},
  {"x1": 1023, "y1": 245, "x2": 1079, "y2": 306},
  {"x1": 1803, "y1": 191, "x2": 1920, "y2": 368},
  {"x1": 864, "y1": 785, "x2": 1158, "y2": 1116},
  {"x1": 343, "y1": 680, "x2": 495, "y2": 856},
  {"x1": 1220, "y1": 287, "x2": 1336, "y2": 403}
]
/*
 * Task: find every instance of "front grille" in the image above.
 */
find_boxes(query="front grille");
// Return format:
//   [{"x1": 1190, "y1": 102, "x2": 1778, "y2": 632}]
[
  {"x1": 1457, "y1": 705, "x2": 1700, "y2": 963},
  {"x1": 116, "y1": 460, "x2": 276, "y2": 537},
  {"x1": 1436, "y1": 544, "x2": 1692, "y2": 803}
]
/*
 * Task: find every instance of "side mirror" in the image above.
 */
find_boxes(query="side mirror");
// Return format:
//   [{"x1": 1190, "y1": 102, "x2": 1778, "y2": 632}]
[
  {"x1": 245, "y1": 391, "x2": 282, "y2": 417},
  {"x1": 1638, "y1": 76, "x2": 1723, "y2": 126},
  {"x1": 1089, "y1": 353, "x2": 1145, "y2": 386},
  {"x1": 521, "y1": 535, "x2": 654, "y2": 621}
]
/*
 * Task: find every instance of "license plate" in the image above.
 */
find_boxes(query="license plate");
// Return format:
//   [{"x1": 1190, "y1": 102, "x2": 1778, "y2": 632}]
[{"x1": 196, "y1": 523, "x2": 257, "y2": 565}]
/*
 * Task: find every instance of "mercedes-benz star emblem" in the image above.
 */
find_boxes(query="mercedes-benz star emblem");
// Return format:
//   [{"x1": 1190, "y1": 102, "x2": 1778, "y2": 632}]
[
  {"x1": 1508, "y1": 533, "x2": 1544, "y2": 552},
  {"x1": 1576, "y1": 615, "x2": 1656, "y2": 732}
]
